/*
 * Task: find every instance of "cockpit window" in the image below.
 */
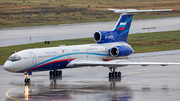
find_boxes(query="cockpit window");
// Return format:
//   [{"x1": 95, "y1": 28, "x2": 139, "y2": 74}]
[{"x1": 8, "y1": 55, "x2": 21, "y2": 62}]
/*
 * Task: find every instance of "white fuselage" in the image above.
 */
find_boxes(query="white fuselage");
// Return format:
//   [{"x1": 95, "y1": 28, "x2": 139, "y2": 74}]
[{"x1": 3, "y1": 42, "x2": 132, "y2": 73}]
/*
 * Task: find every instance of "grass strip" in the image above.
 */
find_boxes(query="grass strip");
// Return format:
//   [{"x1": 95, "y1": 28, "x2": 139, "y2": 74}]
[{"x1": 1, "y1": 0, "x2": 180, "y2": 28}]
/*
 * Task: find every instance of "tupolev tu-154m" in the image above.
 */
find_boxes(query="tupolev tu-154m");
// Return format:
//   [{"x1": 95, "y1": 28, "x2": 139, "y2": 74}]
[{"x1": 3, "y1": 8, "x2": 180, "y2": 84}]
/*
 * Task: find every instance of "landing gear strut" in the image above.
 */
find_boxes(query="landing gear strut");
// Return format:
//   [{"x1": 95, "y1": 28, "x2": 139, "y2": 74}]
[
  {"x1": 24, "y1": 72, "x2": 31, "y2": 84},
  {"x1": 108, "y1": 67, "x2": 121, "y2": 78},
  {"x1": 49, "y1": 70, "x2": 62, "y2": 77}
]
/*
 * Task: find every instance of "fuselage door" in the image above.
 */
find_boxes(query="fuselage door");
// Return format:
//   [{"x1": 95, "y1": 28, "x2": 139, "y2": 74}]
[
  {"x1": 64, "y1": 49, "x2": 71, "y2": 59},
  {"x1": 29, "y1": 52, "x2": 37, "y2": 65},
  {"x1": 85, "y1": 50, "x2": 89, "y2": 58}
]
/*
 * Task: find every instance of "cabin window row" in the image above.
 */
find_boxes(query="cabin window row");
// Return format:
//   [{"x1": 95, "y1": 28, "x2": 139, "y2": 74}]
[{"x1": 37, "y1": 55, "x2": 56, "y2": 58}]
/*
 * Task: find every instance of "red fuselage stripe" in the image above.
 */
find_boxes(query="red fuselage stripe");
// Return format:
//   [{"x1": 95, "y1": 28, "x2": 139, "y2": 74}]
[{"x1": 21, "y1": 58, "x2": 76, "y2": 72}]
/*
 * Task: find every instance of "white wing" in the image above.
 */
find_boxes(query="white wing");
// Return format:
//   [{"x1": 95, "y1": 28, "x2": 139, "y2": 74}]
[{"x1": 67, "y1": 59, "x2": 180, "y2": 67}]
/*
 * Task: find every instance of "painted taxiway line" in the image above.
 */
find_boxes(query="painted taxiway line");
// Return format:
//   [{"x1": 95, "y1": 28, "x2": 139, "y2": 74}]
[{"x1": 5, "y1": 86, "x2": 21, "y2": 101}]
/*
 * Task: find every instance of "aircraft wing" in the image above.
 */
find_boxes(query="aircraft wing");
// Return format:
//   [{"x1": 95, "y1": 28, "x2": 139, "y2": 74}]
[{"x1": 67, "y1": 59, "x2": 180, "y2": 67}]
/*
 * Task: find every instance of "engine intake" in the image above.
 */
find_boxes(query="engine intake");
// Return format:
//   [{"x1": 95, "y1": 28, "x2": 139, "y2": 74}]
[
  {"x1": 110, "y1": 46, "x2": 133, "y2": 57},
  {"x1": 94, "y1": 31, "x2": 101, "y2": 42},
  {"x1": 93, "y1": 31, "x2": 116, "y2": 43}
]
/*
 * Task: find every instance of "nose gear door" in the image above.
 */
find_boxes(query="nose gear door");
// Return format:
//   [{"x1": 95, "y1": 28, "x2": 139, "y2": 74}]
[{"x1": 29, "y1": 52, "x2": 37, "y2": 65}]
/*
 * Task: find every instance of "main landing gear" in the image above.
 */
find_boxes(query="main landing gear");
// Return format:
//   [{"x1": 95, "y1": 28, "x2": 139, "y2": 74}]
[
  {"x1": 24, "y1": 72, "x2": 31, "y2": 84},
  {"x1": 108, "y1": 67, "x2": 121, "y2": 78},
  {"x1": 49, "y1": 70, "x2": 62, "y2": 77}
]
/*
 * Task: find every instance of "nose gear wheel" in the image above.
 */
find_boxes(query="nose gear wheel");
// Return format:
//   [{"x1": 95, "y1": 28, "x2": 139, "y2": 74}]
[{"x1": 24, "y1": 72, "x2": 31, "y2": 84}]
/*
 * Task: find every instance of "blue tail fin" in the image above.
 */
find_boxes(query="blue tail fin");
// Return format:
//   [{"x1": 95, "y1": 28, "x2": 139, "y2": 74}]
[
  {"x1": 94, "y1": 9, "x2": 174, "y2": 44},
  {"x1": 113, "y1": 14, "x2": 133, "y2": 42},
  {"x1": 93, "y1": 14, "x2": 133, "y2": 43}
]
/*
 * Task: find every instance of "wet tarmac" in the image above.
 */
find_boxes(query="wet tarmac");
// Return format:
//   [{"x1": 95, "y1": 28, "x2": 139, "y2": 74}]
[
  {"x1": 1, "y1": 49, "x2": 180, "y2": 101},
  {"x1": 1, "y1": 17, "x2": 180, "y2": 47}
]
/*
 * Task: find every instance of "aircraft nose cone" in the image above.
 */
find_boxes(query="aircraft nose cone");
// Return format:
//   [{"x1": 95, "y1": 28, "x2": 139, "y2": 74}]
[{"x1": 3, "y1": 61, "x2": 15, "y2": 72}]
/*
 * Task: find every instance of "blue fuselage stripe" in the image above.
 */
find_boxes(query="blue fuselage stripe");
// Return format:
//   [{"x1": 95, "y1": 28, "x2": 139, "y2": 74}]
[{"x1": 17, "y1": 52, "x2": 109, "y2": 72}]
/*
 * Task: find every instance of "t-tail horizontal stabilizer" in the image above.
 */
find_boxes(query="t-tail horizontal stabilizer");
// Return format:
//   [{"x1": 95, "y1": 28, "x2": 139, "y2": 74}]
[
  {"x1": 93, "y1": 8, "x2": 176, "y2": 43},
  {"x1": 108, "y1": 9, "x2": 177, "y2": 14}
]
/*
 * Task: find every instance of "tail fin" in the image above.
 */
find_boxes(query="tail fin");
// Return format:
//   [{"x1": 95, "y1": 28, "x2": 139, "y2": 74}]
[
  {"x1": 108, "y1": 9, "x2": 176, "y2": 42},
  {"x1": 113, "y1": 14, "x2": 133, "y2": 42},
  {"x1": 94, "y1": 9, "x2": 176, "y2": 43}
]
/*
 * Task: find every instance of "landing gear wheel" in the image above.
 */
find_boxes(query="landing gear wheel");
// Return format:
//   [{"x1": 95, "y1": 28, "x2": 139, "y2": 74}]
[
  {"x1": 49, "y1": 71, "x2": 53, "y2": 76},
  {"x1": 54, "y1": 71, "x2": 57, "y2": 76},
  {"x1": 24, "y1": 78, "x2": 31, "y2": 84},
  {"x1": 118, "y1": 72, "x2": 121, "y2": 77},
  {"x1": 108, "y1": 71, "x2": 121, "y2": 78},
  {"x1": 115, "y1": 72, "x2": 118, "y2": 77},
  {"x1": 109, "y1": 72, "x2": 112, "y2": 78},
  {"x1": 49, "y1": 70, "x2": 62, "y2": 77},
  {"x1": 58, "y1": 70, "x2": 62, "y2": 76},
  {"x1": 24, "y1": 72, "x2": 31, "y2": 84}
]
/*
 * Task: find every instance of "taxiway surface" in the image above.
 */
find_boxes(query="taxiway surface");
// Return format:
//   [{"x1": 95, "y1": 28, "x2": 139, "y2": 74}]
[
  {"x1": 0, "y1": 17, "x2": 180, "y2": 47},
  {"x1": 1, "y1": 49, "x2": 180, "y2": 101}
]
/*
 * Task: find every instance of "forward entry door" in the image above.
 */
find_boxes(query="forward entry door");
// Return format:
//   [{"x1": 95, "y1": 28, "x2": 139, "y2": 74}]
[{"x1": 29, "y1": 52, "x2": 37, "y2": 65}]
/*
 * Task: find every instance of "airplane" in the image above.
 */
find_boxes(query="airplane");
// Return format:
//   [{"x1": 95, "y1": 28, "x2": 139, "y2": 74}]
[{"x1": 3, "y1": 8, "x2": 180, "y2": 84}]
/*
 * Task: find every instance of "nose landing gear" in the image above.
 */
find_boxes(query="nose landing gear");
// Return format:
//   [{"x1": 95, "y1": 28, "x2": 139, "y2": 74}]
[{"x1": 24, "y1": 72, "x2": 31, "y2": 84}]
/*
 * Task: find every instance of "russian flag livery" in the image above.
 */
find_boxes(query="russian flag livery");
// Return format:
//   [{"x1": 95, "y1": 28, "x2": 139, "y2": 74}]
[{"x1": 118, "y1": 22, "x2": 126, "y2": 30}]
